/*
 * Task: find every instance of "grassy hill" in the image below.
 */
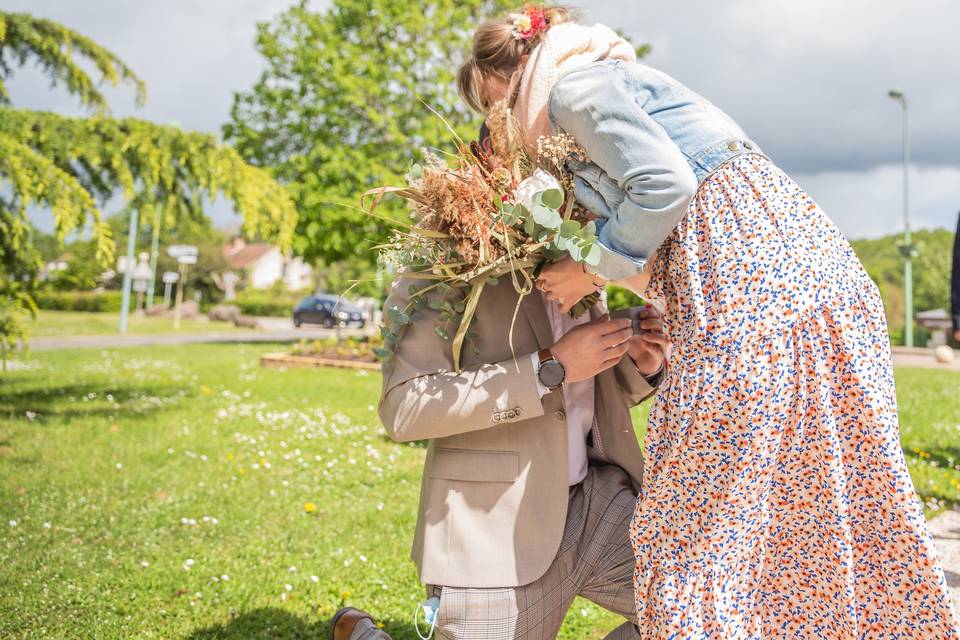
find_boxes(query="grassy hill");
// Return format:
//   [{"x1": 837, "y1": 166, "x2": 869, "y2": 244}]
[{"x1": 849, "y1": 227, "x2": 955, "y2": 344}]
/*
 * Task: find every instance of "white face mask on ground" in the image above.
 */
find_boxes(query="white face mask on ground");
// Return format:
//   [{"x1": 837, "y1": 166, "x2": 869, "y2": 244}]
[{"x1": 414, "y1": 596, "x2": 440, "y2": 640}]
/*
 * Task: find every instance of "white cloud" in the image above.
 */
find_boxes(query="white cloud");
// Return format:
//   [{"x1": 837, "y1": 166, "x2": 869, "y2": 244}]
[
  {"x1": 585, "y1": 0, "x2": 960, "y2": 174},
  {"x1": 793, "y1": 164, "x2": 960, "y2": 239}
]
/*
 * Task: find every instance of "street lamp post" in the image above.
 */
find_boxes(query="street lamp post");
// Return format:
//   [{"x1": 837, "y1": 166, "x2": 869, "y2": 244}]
[
  {"x1": 118, "y1": 208, "x2": 139, "y2": 334},
  {"x1": 888, "y1": 88, "x2": 914, "y2": 348}
]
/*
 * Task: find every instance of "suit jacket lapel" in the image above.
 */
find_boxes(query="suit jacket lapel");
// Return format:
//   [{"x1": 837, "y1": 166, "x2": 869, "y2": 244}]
[{"x1": 518, "y1": 290, "x2": 554, "y2": 351}]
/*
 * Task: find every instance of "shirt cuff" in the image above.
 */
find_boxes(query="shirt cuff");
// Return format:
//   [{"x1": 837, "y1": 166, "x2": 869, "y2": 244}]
[
  {"x1": 531, "y1": 352, "x2": 549, "y2": 398},
  {"x1": 641, "y1": 362, "x2": 665, "y2": 388}
]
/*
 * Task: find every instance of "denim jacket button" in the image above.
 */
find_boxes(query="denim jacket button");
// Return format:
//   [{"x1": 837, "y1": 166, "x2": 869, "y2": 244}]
[
  {"x1": 727, "y1": 141, "x2": 739, "y2": 151},
  {"x1": 744, "y1": 141, "x2": 753, "y2": 150}
]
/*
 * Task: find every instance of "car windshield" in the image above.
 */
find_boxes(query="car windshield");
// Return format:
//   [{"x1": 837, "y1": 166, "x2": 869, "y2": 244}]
[{"x1": 318, "y1": 297, "x2": 360, "y2": 312}]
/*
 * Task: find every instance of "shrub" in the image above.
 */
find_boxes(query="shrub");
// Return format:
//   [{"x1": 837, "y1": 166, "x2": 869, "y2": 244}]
[
  {"x1": 606, "y1": 285, "x2": 647, "y2": 312},
  {"x1": 234, "y1": 291, "x2": 298, "y2": 317},
  {"x1": 35, "y1": 290, "x2": 123, "y2": 312}
]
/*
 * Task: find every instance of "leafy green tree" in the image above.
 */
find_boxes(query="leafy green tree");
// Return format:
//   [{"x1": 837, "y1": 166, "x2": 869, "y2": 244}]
[
  {"x1": 0, "y1": 11, "x2": 298, "y2": 365},
  {"x1": 850, "y1": 228, "x2": 953, "y2": 343},
  {"x1": 224, "y1": 0, "x2": 514, "y2": 269},
  {"x1": 226, "y1": 1, "x2": 651, "y2": 289},
  {"x1": 47, "y1": 240, "x2": 108, "y2": 292}
]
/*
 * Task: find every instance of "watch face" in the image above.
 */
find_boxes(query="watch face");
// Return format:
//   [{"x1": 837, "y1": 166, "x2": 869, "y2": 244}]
[{"x1": 539, "y1": 360, "x2": 565, "y2": 388}]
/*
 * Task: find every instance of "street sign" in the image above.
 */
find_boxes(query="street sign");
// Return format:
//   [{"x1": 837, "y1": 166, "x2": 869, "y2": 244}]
[
  {"x1": 167, "y1": 244, "x2": 198, "y2": 259},
  {"x1": 177, "y1": 254, "x2": 198, "y2": 265},
  {"x1": 162, "y1": 271, "x2": 179, "y2": 284}
]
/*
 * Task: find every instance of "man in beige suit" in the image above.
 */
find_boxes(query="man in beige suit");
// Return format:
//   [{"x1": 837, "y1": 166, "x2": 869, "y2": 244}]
[{"x1": 330, "y1": 271, "x2": 667, "y2": 640}]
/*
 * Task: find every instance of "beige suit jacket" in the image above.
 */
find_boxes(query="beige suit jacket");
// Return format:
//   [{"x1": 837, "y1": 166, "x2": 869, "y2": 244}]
[{"x1": 378, "y1": 278, "x2": 656, "y2": 589}]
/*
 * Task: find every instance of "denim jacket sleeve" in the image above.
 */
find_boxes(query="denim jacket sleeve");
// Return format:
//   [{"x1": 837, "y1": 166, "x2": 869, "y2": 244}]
[{"x1": 549, "y1": 62, "x2": 698, "y2": 280}]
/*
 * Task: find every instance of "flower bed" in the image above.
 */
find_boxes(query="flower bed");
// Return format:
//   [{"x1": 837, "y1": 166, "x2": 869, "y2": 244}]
[{"x1": 260, "y1": 336, "x2": 384, "y2": 371}]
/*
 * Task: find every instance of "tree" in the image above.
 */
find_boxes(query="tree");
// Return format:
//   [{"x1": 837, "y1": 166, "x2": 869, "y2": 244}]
[
  {"x1": 850, "y1": 228, "x2": 953, "y2": 344},
  {"x1": 224, "y1": 0, "x2": 514, "y2": 272},
  {"x1": 226, "y1": 1, "x2": 651, "y2": 294},
  {"x1": 0, "y1": 11, "x2": 298, "y2": 365}
]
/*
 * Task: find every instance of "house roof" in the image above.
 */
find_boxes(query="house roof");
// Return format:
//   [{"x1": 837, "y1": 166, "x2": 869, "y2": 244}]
[{"x1": 223, "y1": 243, "x2": 275, "y2": 269}]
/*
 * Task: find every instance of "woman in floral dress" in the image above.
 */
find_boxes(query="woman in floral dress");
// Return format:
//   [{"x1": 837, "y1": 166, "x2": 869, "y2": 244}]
[{"x1": 457, "y1": 6, "x2": 959, "y2": 638}]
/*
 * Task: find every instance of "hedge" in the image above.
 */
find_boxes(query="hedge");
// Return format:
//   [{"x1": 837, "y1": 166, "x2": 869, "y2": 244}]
[
  {"x1": 34, "y1": 290, "x2": 123, "y2": 312},
  {"x1": 234, "y1": 293, "x2": 297, "y2": 317}
]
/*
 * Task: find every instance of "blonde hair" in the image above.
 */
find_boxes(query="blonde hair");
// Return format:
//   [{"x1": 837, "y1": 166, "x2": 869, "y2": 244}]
[{"x1": 457, "y1": 6, "x2": 575, "y2": 113}]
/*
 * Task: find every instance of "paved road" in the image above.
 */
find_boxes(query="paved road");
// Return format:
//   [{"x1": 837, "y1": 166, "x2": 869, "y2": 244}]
[
  {"x1": 26, "y1": 325, "x2": 371, "y2": 351},
  {"x1": 890, "y1": 346, "x2": 960, "y2": 372}
]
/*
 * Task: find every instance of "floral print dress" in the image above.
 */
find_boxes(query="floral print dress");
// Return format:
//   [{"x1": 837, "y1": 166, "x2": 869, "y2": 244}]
[{"x1": 631, "y1": 153, "x2": 959, "y2": 638}]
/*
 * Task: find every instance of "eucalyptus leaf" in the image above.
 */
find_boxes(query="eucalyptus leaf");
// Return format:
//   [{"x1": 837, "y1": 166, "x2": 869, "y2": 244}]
[
  {"x1": 387, "y1": 306, "x2": 410, "y2": 326},
  {"x1": 559, "y1": 219, "x2": 580, "y2": 238},
  {"x1": 539, "y1": 188, "x2": 563, "y2": 209},
  {"x1": 523, "y1": 215, "x2": 537, "y2": 237},
  {"x1": 552, "y1": 235, "x2": 572, "y2": 251},
  {"x1": 532, "y1": 204, "x2": 562, "y2": 229},
  {"x1": 582, "y1": 242, "x2": 602, "y2": 266}
]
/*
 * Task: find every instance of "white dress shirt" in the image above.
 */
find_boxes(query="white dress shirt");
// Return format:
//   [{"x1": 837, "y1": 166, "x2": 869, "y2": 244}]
[{"x1": 531, "y1": 298, "x2": 600, "y2": 486}]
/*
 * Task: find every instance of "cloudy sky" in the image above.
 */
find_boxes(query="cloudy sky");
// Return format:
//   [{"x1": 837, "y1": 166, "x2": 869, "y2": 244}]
[{"x1": 8, "y1": 0, "x2": 960, "y2": 240}]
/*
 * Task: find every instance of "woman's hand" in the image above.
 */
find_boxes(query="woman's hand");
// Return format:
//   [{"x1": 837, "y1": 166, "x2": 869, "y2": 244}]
[
  {"x1": 536, "y1": 257, "x2": 604, "y2": 315},
  {"x1": 626, "y1": 305, "x2": 670, "y2": 377}
]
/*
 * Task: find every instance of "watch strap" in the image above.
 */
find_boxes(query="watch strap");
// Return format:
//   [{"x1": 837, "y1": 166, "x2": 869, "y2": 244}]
[{"x1": 538, "y1": 348, "x2": 553, "y2": 366}]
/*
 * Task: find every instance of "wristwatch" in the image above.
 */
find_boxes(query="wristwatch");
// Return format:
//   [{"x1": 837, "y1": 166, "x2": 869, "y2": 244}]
[{"x1": 537, "y1": 348, "x2": 566, "y2": 391}]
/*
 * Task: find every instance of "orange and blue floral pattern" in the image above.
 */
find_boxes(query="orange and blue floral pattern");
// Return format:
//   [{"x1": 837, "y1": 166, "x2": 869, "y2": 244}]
[{"x1": 632, "y1": 154, "x2": 959, "y2": 638}]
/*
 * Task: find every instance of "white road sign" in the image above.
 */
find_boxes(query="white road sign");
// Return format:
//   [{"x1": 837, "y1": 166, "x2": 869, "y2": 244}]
[{"x1": 167, "y1": 244, "x2": 198, "y2": 259}]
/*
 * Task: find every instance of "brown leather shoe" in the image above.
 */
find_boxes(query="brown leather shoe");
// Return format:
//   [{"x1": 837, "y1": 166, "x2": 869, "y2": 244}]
[{"x1": 329, "y1": 607, "x2": 376, "y2": 640}]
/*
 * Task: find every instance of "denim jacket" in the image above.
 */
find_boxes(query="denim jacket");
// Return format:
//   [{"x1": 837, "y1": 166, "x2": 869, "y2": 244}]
[{"x1": 548, "y1": 59, "x2": 763, "y2": 280}]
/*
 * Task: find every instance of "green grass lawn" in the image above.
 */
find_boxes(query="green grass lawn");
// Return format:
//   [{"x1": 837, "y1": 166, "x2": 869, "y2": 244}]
[
  {"x1": 0, "y1": 345, "x2": 958, "y2": 639},
  {"x1": 27, "y1": 311, "x2": 245, "y2": 337}
]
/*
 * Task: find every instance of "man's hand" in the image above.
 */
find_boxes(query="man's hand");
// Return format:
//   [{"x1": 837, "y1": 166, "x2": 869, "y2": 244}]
[
  {"x1": 536, "y1": 257, "x2": 604, "y2": 315},
  {"x1": 625, "y1": 305, "x2": 670, "y2": 377},
  {"x1": 550, "y1": 315, "x2": 633, "y2": 383}
]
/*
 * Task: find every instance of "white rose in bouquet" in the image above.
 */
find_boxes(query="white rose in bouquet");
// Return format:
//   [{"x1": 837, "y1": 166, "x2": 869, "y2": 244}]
[{"x1": 514, "y1": 169, "x2": 562, "y2": 212}]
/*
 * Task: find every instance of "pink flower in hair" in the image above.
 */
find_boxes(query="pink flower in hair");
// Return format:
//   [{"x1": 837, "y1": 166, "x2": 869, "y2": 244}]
[{"x1": 510, "y1": 5, "x2": 549, "y2": 40}]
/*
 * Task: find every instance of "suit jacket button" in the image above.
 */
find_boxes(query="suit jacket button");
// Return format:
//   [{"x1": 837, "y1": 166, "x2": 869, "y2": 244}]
[
  {"x1": 554, "y1": 410, "x2": 566, "y2": 421},
  {"x1": 514, "y1": 407, "x2": 522, "y2": 417},
  {"x1": 493, "y1": 414, "x2": 501, "y2": 422}
]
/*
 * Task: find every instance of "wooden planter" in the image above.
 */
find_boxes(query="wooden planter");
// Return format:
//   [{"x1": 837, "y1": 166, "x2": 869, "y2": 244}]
[{"x1": 260, "y1": 352, "x2": 382, "y2": 371}]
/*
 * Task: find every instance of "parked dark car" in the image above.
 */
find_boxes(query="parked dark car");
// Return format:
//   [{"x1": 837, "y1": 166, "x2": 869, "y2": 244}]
[{"x1": 293, "y1": 294, "x2": 365, "y2": 329}]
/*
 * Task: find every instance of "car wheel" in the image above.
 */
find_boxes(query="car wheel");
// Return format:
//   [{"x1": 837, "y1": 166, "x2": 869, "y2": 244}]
[
  {"x1": 293, "y1": 317, "x2": 302, "y2": 328},
  {"x1": 322, "y1": 317, "x2": 334, "y2": 329}
]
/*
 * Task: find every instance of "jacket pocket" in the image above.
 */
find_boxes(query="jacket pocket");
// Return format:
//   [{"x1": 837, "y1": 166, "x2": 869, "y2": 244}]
[{"x1": 428, "y1": 448, "x2": 519, "y2": 483}]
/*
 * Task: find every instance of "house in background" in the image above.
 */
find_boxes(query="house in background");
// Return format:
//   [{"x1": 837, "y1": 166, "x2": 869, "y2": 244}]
[
  {"x1": 39, "y1": 253, "x2": 71, "y2": 281},
  {"x1": 222, "y1": 237, "x2": 313, "y2": 291}
]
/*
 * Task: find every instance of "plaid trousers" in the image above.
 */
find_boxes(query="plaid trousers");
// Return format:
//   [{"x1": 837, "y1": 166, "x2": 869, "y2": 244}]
[{"x1": 354, "y1": 463, "x2": 639, "y2": 640}]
